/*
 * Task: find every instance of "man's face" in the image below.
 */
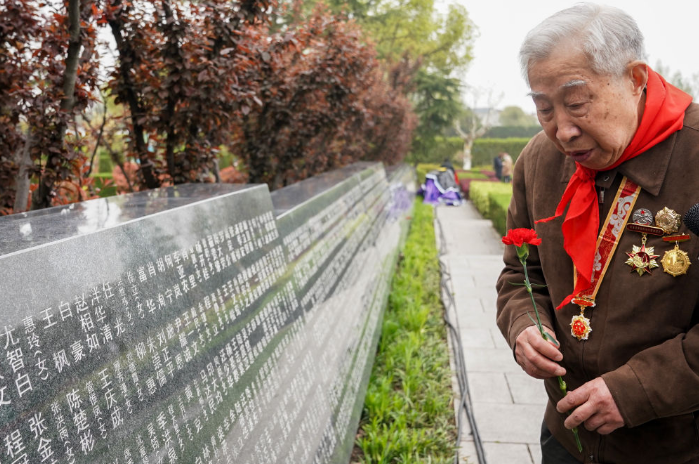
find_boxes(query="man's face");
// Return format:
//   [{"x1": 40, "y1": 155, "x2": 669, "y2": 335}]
[{"x1": 527, "y1": 44, "x2": 644, "y2": 170}]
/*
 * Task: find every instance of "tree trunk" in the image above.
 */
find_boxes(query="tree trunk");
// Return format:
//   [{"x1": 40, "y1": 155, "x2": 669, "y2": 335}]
[
  {"x1": 462, "y1": 145, "x2": 472, "y2": 170},
  {"x1": 108, "y1": 2, "x2": 160, "y2": 190},
  {"x1": 13, "y1": 133, "x2": 34, "y2": 213},
  {"x1": 32, "y1": 0, "x2": 82, "y2": 210}
]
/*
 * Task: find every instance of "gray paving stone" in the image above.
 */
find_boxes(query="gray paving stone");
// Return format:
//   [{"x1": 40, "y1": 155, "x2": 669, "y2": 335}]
[
  {"x1": 467, "y1": 372, "x2": 512, "y2": 404},
  {"x1": 491, "y1": 329, "x2": 512, "y2": 350},
  {"x1": 473, "y1": 403, "x2": 544, "y2": 443},
  {"x1": 483, "y1": 442, "x2": 534, "y2": 464},
  {"x1": 463, "y1": 348, "x2": 522, "y2": 373},
  {"x1": 460, "y1": 328, "x2": 496, "y2": 349},
  {"x1": 451, "y1": 295, "x2": 484, "y2": 311},
  {"x1": 473, "y1": 273, "x2": 499, "y2": 289},
  {"x1": 457, "y1": 308, "x2": 499, "y2": 330},
  {"x1": 456, "y1": 285, "x2": 499, "y2": 302},
  {"x1": 506, "y1": 372, "x2": 548, "y2": 406},
  {"x1": 528, "y1": 443, "x2": 542, "y2": 464},
  {"x1": 458, "y1": 440, "x2": 479, "y2": 464}
]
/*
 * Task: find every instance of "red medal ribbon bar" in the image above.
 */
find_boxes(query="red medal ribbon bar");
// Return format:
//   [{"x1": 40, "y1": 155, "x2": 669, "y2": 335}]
[
  {"x1": 663, "y1": 233, "x2": 691, "y2": 242},
  {"x1": 571, "y1": 297, "x2": 595, "y2": 307},
  {"x1": 626, "y1": 223, "x2": 665, "y2": 236}
]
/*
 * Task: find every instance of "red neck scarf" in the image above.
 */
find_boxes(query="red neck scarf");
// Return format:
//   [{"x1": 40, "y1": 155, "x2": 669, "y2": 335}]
[{"x1": 536, "y1": 68, "x2": 692, "y2": 309}]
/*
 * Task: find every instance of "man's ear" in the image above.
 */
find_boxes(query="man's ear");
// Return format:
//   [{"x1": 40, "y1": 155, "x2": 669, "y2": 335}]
[{"x1": 628, "y1": 61, "x2": 649, "y2": 96}]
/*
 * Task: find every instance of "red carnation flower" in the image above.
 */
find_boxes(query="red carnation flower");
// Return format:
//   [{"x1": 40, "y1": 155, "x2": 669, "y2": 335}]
[{"x1": 502, "y1": 228, "x2": 542, "y2": 247}]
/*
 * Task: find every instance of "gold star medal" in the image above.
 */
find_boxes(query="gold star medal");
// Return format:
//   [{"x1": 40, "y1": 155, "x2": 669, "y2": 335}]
[
  {"x1": 661, "y1": 233, "x2": 692, "y2": 277},
  {"x1": 625, "y1": 222, "x2": 664, "y2": 276}
]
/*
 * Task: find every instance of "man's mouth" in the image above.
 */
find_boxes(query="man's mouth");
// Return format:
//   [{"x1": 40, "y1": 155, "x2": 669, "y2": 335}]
[{"x1": 567, "y1": 149, "x2": 593, "y2": 163}]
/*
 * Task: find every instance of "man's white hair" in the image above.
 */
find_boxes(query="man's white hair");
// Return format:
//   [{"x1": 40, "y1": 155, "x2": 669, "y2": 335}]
[{"x1": 519, "y1": 3, "x2": 647, "y2": 86}]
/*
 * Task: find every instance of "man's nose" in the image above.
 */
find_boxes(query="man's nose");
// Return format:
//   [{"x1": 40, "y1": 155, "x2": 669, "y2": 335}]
[{"x1": 555, "y1": 115, "x2": 582, "y2": 144}]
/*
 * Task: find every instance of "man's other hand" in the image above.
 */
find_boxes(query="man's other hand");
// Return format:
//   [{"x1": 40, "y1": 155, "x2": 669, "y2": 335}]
[{"x1": 557, "y1": 377, "x2": 625, "y2": 435}]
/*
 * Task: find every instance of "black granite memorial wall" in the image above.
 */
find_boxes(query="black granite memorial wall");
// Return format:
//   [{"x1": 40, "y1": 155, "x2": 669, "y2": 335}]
[{"x1": 0, "y1": 162, "x2": 415, "y2": 464}]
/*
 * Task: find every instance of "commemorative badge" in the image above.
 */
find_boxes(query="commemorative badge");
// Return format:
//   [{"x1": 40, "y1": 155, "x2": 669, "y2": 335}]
[
  {"x1": 661, "y1": 233, "x2": 692, "y2": 276},
  {"x1": 655, "y1": 207, "x2": 681, "y2": 234},
  {"x1": 632, "y1": 208, "x2": 654, "y2": 225}
]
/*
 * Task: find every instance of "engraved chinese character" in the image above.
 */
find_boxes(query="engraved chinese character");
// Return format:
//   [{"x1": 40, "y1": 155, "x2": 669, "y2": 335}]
[
  {"x1": 29, "y1": 412, "x2": 47, "y2": 439},
  {"x1": 53, "y1": 350, "x2": 70, "y2": 373}
]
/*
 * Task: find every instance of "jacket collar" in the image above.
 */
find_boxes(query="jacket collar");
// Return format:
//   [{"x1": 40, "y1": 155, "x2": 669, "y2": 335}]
[{"x1": 559, "y1": 130, "x2": 678, "y2": 196}]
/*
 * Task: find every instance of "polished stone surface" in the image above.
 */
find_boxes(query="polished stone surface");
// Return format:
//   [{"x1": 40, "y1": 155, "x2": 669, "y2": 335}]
[{"x1": 0, "y1": 163, "x2": 415, "y2": 464}]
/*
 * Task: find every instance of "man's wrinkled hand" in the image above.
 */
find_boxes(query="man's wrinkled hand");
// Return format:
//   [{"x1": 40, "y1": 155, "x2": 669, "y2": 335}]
[
  {"x1": 556, "y1": 377, "x2": 625, "y2": 435},
  {"x1": 514, "y1": 325, "x2": 565, "y2": 379}
]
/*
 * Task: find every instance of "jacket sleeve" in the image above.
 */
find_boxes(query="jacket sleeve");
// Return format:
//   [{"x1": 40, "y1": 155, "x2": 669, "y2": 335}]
[
  {"x1": 496, "y1": 143, "x2": 556, "y2": 350},
  {"x1": 602, "y1": 313, "x2": 699, "y2": 428}
]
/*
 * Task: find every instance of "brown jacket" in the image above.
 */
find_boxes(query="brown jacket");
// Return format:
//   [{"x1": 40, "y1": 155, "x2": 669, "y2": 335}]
[{"x1": 497, "y1": 103, "x2": 699, "y2": 464}]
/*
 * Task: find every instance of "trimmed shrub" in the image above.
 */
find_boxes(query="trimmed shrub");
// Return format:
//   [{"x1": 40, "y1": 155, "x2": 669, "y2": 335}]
[
  {"x1": 483, "y1": 126, "x2": 542, "y2": 139},
  {"x1": 469, "y1": 181, "x2": 512, "y2": 222},
  {"x1": 472, "y1": 138, "x2": 531, "y2": 167},
  {"x1": 489, "y1": 192, "x2": 512, "y2": 235}
]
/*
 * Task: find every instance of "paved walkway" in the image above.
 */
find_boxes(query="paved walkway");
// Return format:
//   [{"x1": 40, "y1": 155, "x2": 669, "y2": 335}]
[{"x1": 435, "y1": 201, "x2": 547, "y2": 464}]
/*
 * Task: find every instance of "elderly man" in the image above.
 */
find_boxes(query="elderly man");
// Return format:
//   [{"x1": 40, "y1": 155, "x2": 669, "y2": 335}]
[{"x1": 496, "y1": 3, "x2": 699, "y2": 464}]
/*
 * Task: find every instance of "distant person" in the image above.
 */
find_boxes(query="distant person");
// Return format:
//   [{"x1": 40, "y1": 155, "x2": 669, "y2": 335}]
[
  {"x1": 500, "y1": 152, "x2": 513, "y2": 183},
  {"x1": 441, "y1": 159, "x2": 459, "y2": 184},
  {"x1": 493, "y1": 154, "x2": 503, "y2": 180}
]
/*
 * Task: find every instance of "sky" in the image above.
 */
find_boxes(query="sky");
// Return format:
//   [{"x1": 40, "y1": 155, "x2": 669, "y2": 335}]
[{"x1": 444, "y1": 0, "x2": 699, "y2": 114}]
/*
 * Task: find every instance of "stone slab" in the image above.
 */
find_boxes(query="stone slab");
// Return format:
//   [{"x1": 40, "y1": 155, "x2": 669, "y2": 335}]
[{"x1": 0, "y1": 163, "x2": 416, "y2": 464}]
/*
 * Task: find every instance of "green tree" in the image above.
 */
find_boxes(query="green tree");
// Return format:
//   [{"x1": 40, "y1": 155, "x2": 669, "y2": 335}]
[
  {"x1": 357, "y1": 1, "x2": 473, "y2": 74},
  {"x1": 499, "y1": 105, "x2": 538, "y2": 127},
  {"x1": 409, "y1": 70, "x2": 463, "y2": 163},
  {"x1": 325, "y1": 0, "x2": 475, "y2": 159}
]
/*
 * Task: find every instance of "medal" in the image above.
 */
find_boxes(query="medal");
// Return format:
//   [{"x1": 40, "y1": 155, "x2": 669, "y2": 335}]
[
  {"x1": 661, "y1": 233, "x2": 692, "y2": 277},
  {"x1": 625, "y1": 241, "x2": 660, "y2": 275},
  {"x1": 625, "y1": 223, "x2": 663, "y2": 276},
  {"x1": 632, "y1": 208, "x2": 653, "y2": 225},
  {"x1": 655, "y1": 207, "x2": 681, "y2": 234},
  {"x1": 570, "y1": 297, "x2": 594, "y2": 341}
]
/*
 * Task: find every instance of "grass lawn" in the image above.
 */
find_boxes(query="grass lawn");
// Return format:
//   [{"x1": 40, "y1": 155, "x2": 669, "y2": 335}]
[{"x1": 353, "y1": 199, "x2": 456, "y2": 463}]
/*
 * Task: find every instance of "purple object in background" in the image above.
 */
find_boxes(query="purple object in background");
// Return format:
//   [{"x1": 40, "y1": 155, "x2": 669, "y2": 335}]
[{"x1": 418, "y1": 170, "x2": 462, "y2": 206}]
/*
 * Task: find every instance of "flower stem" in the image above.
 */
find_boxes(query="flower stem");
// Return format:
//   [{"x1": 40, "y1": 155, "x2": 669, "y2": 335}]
[
  {"x1": 521, "y1": 258, "x2": 548, "y2": 341},
  {"x1": 557, "y1": 376, "x2": 583, "y2": 453},
  {"x1": 521, "y1": 257, "x2": 582, "y2": 453}
]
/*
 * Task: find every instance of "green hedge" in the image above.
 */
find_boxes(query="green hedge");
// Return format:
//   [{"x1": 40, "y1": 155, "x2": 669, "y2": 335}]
[
  {"x1": 469, "y1": 181, "x2": 513, "y2": 235},
  {"x1": 483, "y1": 126, "x2": 542, "y2": 139},
  {"x1": 410, "y1": 136, "x2": 533, "y2": 168},
  {"x1": 415, "y1": 164, "x2": 489, "y2": 184},
  {"x1": 471, "y1": 138, "x2": 531, "y2": 167},
  {"x1": 488, "y1": 192, "x2": 512, "y2": 236}
]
